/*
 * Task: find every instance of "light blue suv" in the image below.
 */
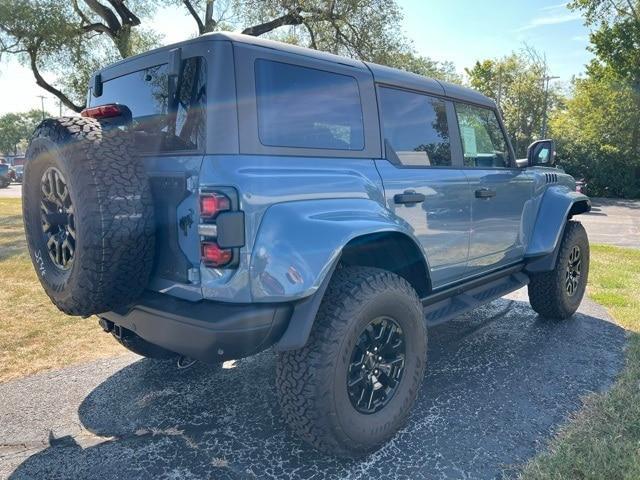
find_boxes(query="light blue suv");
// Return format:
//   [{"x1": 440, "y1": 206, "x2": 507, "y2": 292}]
[{"x1": 23, "y1": 33, "x2": 591, "y2": 457}]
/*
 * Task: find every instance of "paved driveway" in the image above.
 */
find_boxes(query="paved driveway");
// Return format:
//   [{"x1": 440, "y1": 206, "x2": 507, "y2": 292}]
[
  {"x1": 0, "y1": 289, "x2": 626, "y2": 480},
  {"x1": 0, "y1": 184, "x2": 21, "y2": 198},
  {"x1": 581, "y1": 197, "x2": 640, "y2": 249}
]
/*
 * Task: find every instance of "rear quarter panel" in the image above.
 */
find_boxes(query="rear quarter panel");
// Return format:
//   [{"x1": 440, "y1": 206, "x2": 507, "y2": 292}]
[{"x1": 198, "y1": 155, "x2": 395, "y2": 302}]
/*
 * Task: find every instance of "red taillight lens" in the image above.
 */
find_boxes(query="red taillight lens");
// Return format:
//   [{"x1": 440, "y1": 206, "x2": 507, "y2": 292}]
[
  {"x1": 201, "y1": 242, "x2": 232, "y2": 267},
  {"x1": 80, "y1": 104, "x2": 124, "y2": 119},
  {"x1": 200, "y1": 193, "x2": 230, "y2": 219}
]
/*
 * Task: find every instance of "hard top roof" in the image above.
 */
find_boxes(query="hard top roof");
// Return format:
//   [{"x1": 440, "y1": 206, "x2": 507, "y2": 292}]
[{"x1": 99, "y1": 31, "x2": 495, "y2": 107}]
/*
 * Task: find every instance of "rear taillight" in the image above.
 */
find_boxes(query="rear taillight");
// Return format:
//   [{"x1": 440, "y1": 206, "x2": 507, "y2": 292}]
[
  {"x1": 198, "y1": 189, "x2": 244, "y2": 269},
  {"x1": 200, "y1": 193, "x2": 230, "y2": 219},
  {"x1": 201, "y1": 242, "x2": 233, "y2": 267},
  {"x1": 81, "y1": 104, "x2": 126, "y2": 119}
]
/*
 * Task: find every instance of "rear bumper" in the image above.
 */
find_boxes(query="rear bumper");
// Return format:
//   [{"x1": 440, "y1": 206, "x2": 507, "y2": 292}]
[{"x1": 100, "y1": 291, "x2": 293, "y2": 364}]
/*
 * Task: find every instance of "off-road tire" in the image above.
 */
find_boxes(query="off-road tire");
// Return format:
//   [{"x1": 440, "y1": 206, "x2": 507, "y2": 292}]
[
  {"x1": 528, "y1": 220, "x2": 589, "y2": 319},
  {"x1": 276, "y1": 266, "x2": 427, "y2": 457},
  {"x1": 0, "y1": 177, "x2": 9, "y2": 188},
  {"x1": 23, "y1": 117, "x2": 155, "y2": 316}
]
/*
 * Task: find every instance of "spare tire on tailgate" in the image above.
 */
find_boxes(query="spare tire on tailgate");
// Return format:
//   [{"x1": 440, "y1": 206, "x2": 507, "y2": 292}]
[{"x1": 23, "y1": 117, "x2": 155, "y2": 316}]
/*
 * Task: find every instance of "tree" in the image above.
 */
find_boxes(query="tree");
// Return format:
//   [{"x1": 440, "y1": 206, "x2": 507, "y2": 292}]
[
  {"x1": 466, "y1": 48, "x2": 558, "y2": 157},
  {"x1": 1, "y1": 0, "x2": 458, "y2": 114},
  {"x1": 550, "y1": 70, "x2": 640, "y2": 197},
  {"x1": 0, "y1": 0, "x2": 162, "y2": 112},
  {"x1": 569, "y1": 0, "x2": 640, "y2": 154},
  {"x1": 0, "y1": 109, "x2": 48, "y2": 155},
  {"x1": 174, "y1": 0, "x2": 460, "y2": 80}
]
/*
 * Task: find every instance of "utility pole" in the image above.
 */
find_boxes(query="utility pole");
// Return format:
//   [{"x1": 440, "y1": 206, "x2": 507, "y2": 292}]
[
  {"x1": 36, "y1": 95, "x2": 46, "y2": 120},
  {"x1": 58, "y1": 98, "x2": 62, "y2": 117},
  {"x1": 541, "y1": 75, "x2": 559, "y2": 139}
]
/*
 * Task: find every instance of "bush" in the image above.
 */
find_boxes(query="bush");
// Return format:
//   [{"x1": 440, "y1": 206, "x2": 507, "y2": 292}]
[{"x1": 557, "y1": 144, "x2": 640, "y2": 198}]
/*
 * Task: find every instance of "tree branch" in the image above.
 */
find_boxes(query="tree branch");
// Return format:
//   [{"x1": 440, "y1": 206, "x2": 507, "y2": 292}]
[
  {"x1": 82, "y1": 22, "x2": 115, "y2": 36},
  {"x1": 83, "y1": 0, "x2": 121, "y2": 33},
  {"x1": 28, "y1": 46, "x2": 84, "y2": 113},
  {"x1": 72, "y1": 0, "x2": 93, "y2": 25},
  {"x1": 303, "y1": 20, "x2": 317, "y2": 49},
  {"x1": 106, "y1": 0, "x2": 141, "y2": 27},
  {"x1": 242, "y1": 8, "x2": 304, "y2": 36},
  {"x1": 182, "y1": 0, "x2": 205, "y2": 34}
]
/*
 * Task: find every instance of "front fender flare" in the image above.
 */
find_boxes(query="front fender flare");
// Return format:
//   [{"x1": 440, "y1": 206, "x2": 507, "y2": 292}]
[
  {"x1": 525, "y1": 186, "x2": 590, "y2": 270},
  {"x1": 250, "y1": 198, "x2": 426, "y2": 302}
]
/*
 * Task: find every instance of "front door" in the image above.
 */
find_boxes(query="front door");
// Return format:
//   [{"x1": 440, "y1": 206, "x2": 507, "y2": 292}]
[
  {"x1": 375, "y1": 86, "x2": 470, "y2": 289},
  {"x1": 453, "y1": 102, "x2": 534, "y2": 276}
]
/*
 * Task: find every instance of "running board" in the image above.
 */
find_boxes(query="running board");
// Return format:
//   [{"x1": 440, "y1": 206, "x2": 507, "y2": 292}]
[{"x1": 422, "y1": 270, "x2": 529, "y2": 327}]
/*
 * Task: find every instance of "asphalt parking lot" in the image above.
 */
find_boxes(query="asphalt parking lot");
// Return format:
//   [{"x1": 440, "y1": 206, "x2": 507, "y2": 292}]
[
  {"x1": 580, "y1": 198, "x2": 640, "y2": 249},
  {"x1": 0, "y1": 289, "x2": 626, "y2": 480}
]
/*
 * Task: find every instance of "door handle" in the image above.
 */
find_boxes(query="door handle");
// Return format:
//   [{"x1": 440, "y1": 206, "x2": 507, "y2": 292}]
[
  {"x1": 475, "y1": 188, "x2": 496, "y2": 199},
  {"x1": 394, "y1": 191, "x2": 425, "y2": 205}
]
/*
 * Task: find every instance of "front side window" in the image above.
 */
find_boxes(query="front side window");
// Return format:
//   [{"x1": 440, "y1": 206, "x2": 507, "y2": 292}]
[
  {"x1": 255, "y1": 59, "x2": 364, "y2": 150},
  {"x1": 455, "y1": 103, "x2": 511, "y2": 168},
  {"x1": 91, "y1": 57, "x2": 206, "y2": 152},
  {"x1": 379, "y1": 87, "x2": 451, "y2": 167}
]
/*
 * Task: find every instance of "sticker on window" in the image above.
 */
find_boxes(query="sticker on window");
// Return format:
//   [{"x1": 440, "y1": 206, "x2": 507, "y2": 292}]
[{"x1": 461, "y1": 126, "x2": 477, "y2": 156}]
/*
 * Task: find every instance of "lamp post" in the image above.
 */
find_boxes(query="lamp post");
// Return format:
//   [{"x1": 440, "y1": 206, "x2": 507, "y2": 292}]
[{"x1": 36, "y1": 95, "x2": 46, "y2": 120}]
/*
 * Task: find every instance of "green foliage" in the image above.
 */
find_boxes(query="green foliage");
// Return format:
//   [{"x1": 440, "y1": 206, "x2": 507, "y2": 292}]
[
  {"x1": 0, "y1": 109, "x2": 48, "y2": 156},
  {"x1": 466, "y1": 49, "x2": 558, "y2": 157},
  {"x1": 550, "y1": 70, "x2": 640, "y2": 198},
  {"x1": 553, "y1": 0, "x2": 640, "y2": 198}
]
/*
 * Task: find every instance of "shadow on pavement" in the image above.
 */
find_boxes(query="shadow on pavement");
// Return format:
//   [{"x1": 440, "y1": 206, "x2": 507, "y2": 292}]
[{"x1": 9, "y1": 298, "x2": 627, "y2": 480}]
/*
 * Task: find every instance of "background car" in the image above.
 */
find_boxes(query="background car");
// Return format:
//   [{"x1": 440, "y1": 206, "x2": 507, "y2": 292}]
[{"x1": 0, "y1": 164, "x2": 11, "y2": 188}]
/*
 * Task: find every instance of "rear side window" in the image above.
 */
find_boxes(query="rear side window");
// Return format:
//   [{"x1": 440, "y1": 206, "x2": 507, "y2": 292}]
[
  {"x1": 92, "y1": 57, "x2": 206, "y2": 152},
  {"x1": 379, "y1": 87, "x2": 451, "y2": 167},
  {"x1": 455, "y1": 103, "x2": 510, "y2": 168},
  {"x1": 255, "y1": 59, "x2": 364, "y2": 151}
]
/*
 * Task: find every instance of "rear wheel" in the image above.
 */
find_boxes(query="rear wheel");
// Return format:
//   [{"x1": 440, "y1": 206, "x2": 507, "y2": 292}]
[
  {"x1": 528, "y1": 221, "x2": 589, "y2": 319},
  {"x1": 276, "y1": 266, "x2": 427, "y2": 457}
]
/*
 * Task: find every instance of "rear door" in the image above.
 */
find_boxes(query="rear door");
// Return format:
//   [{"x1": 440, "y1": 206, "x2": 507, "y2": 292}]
[
  {"x1": 453, "y1": 102, "x2": 534, "y2": 276},
  {"x1": 375, "y1": 86, "x2": 470, "y2": 288}
]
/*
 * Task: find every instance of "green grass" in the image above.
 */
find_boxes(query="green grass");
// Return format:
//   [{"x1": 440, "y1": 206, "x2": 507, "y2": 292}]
[
  {"x1": 520, "y1": 244, "x2": 640, "y2": 480},
  {"x1": 0, "y1": 198, "x2": 125, "y2": 383}
]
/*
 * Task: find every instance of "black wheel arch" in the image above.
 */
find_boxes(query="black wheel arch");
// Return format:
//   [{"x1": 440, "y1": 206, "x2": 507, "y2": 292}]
[{"x1": 275, "y1": 231, "x2": 431, "y2": 352}]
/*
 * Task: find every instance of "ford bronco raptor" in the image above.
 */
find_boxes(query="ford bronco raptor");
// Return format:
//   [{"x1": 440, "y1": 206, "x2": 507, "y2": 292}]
[{"x1": 23, "y1": 33, "x2": 591, "y2": 457}]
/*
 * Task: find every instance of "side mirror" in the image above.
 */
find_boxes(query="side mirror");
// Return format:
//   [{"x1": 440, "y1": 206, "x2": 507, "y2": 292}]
[{"x1": 527, "y1": 139, "x2": 556, "y2": 166}]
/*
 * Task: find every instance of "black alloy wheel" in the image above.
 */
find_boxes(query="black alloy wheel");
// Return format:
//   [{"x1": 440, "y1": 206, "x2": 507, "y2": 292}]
[
  {"x1": 347, "y1": 316, "x2": 406, "y2": 414},
  {"x1": 40, "y1": 167, "x2": 75, "y2": 270},
  {"x1": 565, "y1": 245, "x2": 582, "y2": 297}
]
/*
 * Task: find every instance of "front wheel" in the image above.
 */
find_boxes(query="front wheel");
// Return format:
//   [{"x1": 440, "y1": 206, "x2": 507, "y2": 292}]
[
  {"x1": 276, "y1": 266, "x2": 427, "y2": 457},
  {"x1": 528, "y1": 220, "x2": 590, "y2": 319}
]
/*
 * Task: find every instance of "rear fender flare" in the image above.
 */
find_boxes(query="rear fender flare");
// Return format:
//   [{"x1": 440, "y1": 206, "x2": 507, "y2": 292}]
[{"x1": 250, "y1": 198, "x2": 428, "y2": 302}]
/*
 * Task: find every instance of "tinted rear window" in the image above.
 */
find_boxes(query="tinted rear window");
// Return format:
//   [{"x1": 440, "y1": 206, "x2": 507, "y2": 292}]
[
  {"x1": 255, "y1": 59, "x2": 364, "y2": 151},
  {"x1": 379, "y1": 87, "x2": 451, "y2": 167},
  {"x1": 92, "y1": 57, "x2": 206, "y2": 152}
]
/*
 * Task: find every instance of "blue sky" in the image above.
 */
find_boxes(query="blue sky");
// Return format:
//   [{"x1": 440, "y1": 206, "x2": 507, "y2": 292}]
[
  {"x1": 0, "y1": 0, "x2": 593, "y2": 115},
  {"x1": 402, "y1": 0, "x2": 592, "y2": 79}
]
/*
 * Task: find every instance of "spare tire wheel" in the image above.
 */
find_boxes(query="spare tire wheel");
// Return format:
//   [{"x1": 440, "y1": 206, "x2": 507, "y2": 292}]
[{"x1": 23, "y1": 117, "x2": 155, "y2": 316}]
